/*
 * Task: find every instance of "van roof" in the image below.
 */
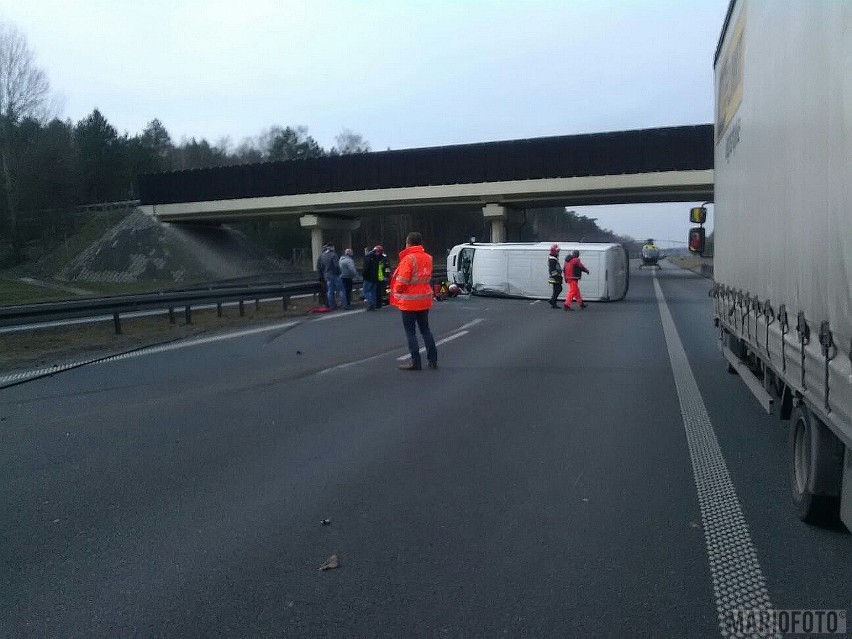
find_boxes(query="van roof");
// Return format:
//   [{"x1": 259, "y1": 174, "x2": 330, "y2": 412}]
[{"x1": 451, "y1": 241, "x2": 622, "y2": 252}]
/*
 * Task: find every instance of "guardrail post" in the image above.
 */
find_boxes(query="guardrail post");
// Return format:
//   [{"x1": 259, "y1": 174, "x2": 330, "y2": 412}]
[
  {"x1": 282, "y1": 295, "x2": 289, "y2": 311},
  {"x1": 217, "y1": 302, "x2": 223, "y2": 318},
  {"x1": 255, "y1": 298, "x2": 260, "y2": 311},
  {"x1": 185, "y1": 305, "x2": 192, "y2": 325},
  {"x1": 113, "y1": 312, "x2": 122, "y2": 335},
  {"x1": 168, "y1": 307, "x2": 175, "y2": 324},
  {"x1": 239, "y1": 300, "x2": 245, "y2": 317}
]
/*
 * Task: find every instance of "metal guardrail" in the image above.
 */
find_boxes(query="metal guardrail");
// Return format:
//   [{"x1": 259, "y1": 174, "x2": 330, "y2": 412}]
[
  {"x1": 0, "y1": 267, "x2": 449, "y2": 334},
  {"x1": 0, "y1": 282, "x2": 320, "y2": 334}
]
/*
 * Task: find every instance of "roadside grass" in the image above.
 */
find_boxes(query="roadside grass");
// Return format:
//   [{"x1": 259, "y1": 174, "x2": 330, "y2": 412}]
[
  {"x1": 0, "y1": 278, "x2": 71, "y2": 305},
  {"x1": 77, "y1": 280, "x2": 202, "y2": 297},
  {"x1": 9, "y1": 210, "x2": 128, "y2": 279},
  {"x1": 0, "y1": 294, "x2": 331, "y2": 374}
]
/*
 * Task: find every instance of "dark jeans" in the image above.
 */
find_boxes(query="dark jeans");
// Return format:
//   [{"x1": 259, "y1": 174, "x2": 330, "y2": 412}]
[
  {"x1": 550, "y1": 281, "x2": 562, "y2": 307},
  {"x1": 342, "y1": 278, "x2": 353, "y2": 306},
  {"x1": 401, "y1": 310, "x2": 437, "y2": 365},
  {"x1": 363, "y1": 281, "x2": 377, "y2": 309}
]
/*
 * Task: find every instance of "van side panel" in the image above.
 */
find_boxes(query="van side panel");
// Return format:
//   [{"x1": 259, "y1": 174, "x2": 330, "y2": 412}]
[
  {"x1": 577, "y1": 253, "x2": 603, "y2": 299},
  {"x1": 507, "y1": 251, "x2": 552, "y2": 299},
  {"x1": 444, "y1": 242, "x2": 628, "y2": 301},
  {"x1": 472, "y1": 250, "x2": 508, "y2": 295}
]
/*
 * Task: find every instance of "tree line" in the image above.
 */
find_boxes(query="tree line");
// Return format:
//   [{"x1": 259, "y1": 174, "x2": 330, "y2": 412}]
[{"x1": 0, "y1": 21, "x2": 631, "y2": 271}]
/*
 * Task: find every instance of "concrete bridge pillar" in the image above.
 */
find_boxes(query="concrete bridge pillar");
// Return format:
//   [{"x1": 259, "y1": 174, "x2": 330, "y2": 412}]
[
  {"x1": 482, "y1": 204, "x2": 524, "y2": 243},
  {"x1": 309, "y1": 228, "x2": 324, "y2": 268},
  {"x1": 300, "y1": 214, "x2": 361, "y2": 265}
]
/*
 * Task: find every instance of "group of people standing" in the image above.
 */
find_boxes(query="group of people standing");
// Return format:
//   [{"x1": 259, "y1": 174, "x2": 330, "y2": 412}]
[
  {"x1": 315, "y1": 233, "x2": 438, "y2": 371},
  {"x1": 315, "y1": 243, "x2": 391, "y2": 310},
  {"x1": 316, "y1": 244, "x2": 354, "y2": 310},
  {"x1": 547, "y1": 244, "x2": 590, "y2": 311}
]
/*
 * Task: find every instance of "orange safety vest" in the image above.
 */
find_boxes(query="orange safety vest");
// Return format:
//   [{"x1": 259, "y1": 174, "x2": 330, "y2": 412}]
[{"x1": 390, "y1": 245, "x2": 434, "y2": 311}]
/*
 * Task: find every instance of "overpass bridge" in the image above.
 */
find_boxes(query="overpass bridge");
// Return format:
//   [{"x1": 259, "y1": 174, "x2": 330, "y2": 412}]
[{"x1": 138, "y1": 124, "x2": 713, "y2": 262}]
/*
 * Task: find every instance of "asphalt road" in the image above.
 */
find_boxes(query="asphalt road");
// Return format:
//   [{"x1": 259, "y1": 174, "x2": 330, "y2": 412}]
[{"x1": 1, "y1": 263, "x2": 850, "y2": 637}]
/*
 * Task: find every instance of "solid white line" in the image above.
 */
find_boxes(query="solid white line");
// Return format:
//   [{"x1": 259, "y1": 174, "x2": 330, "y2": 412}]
[
  {"x1": 0, "y1": 320, "x2": 301, "y2": 386},
  {"x1": 653, "y1": 271, "x2": 777, "y2": 638},
  {"x1": 313, "y1": 308, "x2": 365, "y2": 321}
]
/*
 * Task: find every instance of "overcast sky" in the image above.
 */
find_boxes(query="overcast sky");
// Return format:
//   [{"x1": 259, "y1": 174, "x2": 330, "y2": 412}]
[{"x1": 0, "y1": 0, "x2": 727, "y2": 245}]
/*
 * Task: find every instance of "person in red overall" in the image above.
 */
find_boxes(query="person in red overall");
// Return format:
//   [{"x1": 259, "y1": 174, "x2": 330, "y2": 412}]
[{"x1": 563, "y1": 250, "x2": 590, "y2": 311}]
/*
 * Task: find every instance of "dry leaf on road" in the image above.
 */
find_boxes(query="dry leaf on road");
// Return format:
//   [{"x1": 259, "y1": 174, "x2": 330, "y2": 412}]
[{"x1": 319, "y1": 554, "x2": 340, "y2": 571}]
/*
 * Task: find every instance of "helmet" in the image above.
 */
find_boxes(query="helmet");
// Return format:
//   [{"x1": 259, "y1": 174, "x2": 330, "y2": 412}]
[
  {"x1": 448, "y1": 283, "x2": 461, "y2": 296},
  {"x1": 549, "y1": 244, "x2": 559, "y2": 256}
]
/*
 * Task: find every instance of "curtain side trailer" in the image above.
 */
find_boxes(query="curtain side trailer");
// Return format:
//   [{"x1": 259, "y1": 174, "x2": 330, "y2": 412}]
[{"x1": 712, "y1": 0, "x2": 852, "y2": 527}]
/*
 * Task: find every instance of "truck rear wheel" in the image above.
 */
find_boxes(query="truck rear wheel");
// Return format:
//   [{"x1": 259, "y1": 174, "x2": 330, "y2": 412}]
[{"x1": 790, "y1": 404, "x2": 843, "y2": 524}]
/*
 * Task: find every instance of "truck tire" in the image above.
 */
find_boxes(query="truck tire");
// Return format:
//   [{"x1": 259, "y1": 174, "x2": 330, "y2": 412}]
[{"x1": 789, "y1": 404, "x2": 843, "y2": 524}]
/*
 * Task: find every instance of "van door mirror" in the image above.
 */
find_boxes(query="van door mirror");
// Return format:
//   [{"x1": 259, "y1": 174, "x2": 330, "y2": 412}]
[
  {"x1": 690, "y1": 206, "x2": 707, "y2": 224},
  {"x1": 688, "y1": 227, "x2": 706, "y2": 254}
]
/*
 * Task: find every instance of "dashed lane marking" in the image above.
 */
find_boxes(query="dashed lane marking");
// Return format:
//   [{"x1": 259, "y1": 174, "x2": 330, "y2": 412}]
[
  {"x1": 395, "y1": 330, "x2": 469, "y2": 361},
  {"x1": 317, "y1": 318, "x2": 485, "y2": 375}
]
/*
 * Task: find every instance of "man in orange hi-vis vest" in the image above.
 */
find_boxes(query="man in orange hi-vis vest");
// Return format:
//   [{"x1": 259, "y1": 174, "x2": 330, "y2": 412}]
[{"x1": 391, "y1": 231, "x2": 438, "y2": 371}]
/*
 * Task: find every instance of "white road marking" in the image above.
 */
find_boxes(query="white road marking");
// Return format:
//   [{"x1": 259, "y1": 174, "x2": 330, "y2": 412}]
[
  {"x1": 454, "y1": 318, "x2": 486, "y2": 331},
  {"x1": 395, "y1": 330, "x2": 469, "y2": 360},
  {"x1": 318, "y1": 318, "x2": 485, "y2": 375},
  {"x1": 530, "y1": 300, "x2": 541, "y2": 305},
  {"x1": 0, "y1": 320, "x2": 301, "y2": 387},
  {"x1": 312, "y1": 308, "x2": 365, "y2": 321},
  {"x1": 653, "y1": 271, "x2": 777, "y2": 638}
]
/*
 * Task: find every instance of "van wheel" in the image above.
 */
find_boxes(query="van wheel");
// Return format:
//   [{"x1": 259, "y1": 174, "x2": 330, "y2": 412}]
[{"x1": 790, "y1": 404, "x2": 843, "y2": 525}]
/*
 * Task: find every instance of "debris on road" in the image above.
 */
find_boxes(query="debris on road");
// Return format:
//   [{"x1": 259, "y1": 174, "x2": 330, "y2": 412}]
[
  {"x1": 321, "y1": 518, "x2": 331, "y2": 526},
  {"x1": 319, "y1": 554, "x2": 340, "y2": 571}
]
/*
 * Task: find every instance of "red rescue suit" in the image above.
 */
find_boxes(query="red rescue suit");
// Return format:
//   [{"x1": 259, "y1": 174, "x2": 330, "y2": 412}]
[{"x1": 563, "y1": 256, "x2": 589, "y2": 309}]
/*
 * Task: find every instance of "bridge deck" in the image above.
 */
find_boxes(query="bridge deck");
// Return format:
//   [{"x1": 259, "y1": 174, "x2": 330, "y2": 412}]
[{"x1": 139, "y1": 125, "x2": 713, "y2": 212}]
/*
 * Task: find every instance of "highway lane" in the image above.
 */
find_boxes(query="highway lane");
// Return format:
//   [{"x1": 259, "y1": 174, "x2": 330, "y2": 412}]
[{"x1": 1, "y1": 263, "x2": 849, "y2": 637}]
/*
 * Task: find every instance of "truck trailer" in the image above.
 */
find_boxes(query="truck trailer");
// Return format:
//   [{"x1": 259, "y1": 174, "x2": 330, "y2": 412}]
[
  {"x1": 446, "y1": 242, "x2": 629, "y2": 302},
  {"x1": 711, "y1": 0, "x2": 852, "y2": 527}
]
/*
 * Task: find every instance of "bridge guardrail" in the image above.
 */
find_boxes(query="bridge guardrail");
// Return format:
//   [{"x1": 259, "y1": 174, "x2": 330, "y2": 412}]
[{"x1": 0, "y1": 267, "x2": 448, "y2": 334}]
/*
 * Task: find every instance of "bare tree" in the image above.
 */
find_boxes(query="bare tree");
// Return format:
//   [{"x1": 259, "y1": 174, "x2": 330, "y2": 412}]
[
  {"x1": 0, "y1": 22, "x2": 50, "y2": 263},
  {"x1": 332, "y1": 128, "x2": 370, "y2": 155}
]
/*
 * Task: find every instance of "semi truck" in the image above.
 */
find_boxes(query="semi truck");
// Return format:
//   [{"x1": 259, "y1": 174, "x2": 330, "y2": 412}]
[
  {"x1": 446, "y1": 242, "x2": 629, "y2": 302},
  {"x1": 709, "y1": 0, "x2": 852, "y2": 528}
]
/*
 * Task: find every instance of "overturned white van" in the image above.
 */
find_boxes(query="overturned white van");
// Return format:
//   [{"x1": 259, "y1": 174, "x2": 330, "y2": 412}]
[{"x1": 446, "y1": 242, "x2": 629, "y2": 302}]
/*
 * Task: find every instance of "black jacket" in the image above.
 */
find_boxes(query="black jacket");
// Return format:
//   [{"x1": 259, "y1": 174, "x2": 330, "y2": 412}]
[{"x1": 362, "y1": 252, "x2": 380, "y2": 282}]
